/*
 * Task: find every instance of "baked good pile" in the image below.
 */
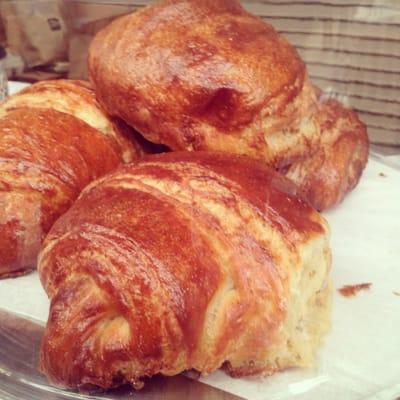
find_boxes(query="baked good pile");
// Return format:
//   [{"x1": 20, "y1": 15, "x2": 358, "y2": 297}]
[{"x1": 0, "y1": 0, "x2": 368, "y2": 391}]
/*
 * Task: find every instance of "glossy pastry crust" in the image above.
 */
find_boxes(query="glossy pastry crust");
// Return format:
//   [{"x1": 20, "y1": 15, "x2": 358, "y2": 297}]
[
  {"x1": 282, "y1": 96, "x2": 369, "y2": 210},
  {"x1": 88, "y1": 0, "x2": 369, "y2": 209},
  {"x1": 39, "y1": 152, "x2": 332, "y2": 389},
  {"x1": 89, "y1": 0, "x2": 320, "y2": 168},
  {"x1": 0, "y1": 80, "x2": 148, "y2": 278},
  {"x1": 0, "y1": 107, "x2": 122, "y2": 278},
  {"x1": 0, "y1": 80, "x2": 144, "y2": 162}
]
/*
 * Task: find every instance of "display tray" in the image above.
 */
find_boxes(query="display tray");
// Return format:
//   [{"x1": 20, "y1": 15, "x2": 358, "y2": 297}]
[{"x1": 1, "y1": 156, "x2": 399, "y2": 400}]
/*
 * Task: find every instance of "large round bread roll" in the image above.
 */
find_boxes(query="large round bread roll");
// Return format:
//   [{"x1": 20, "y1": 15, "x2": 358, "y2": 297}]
[
  {"x1": 88, "y1": 0, "x2": 369, "y2": 211},
  {"x1": 39, "y1": 152, "x2": 332, "y2": 389},
  {"x1": 89, "y1": 0, "x2": 320, "y2": 169},
  {"x1": 0, "y1": 80, "x2": 143, "y2": 278}
]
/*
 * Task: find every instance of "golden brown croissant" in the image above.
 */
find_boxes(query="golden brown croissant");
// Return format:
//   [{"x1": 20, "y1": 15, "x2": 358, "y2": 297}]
[
  {"x1": 281, "y1": 95, "x2": 369, "y2": 211},
  {"x1": 39, "y1": 152, "x2": 332, "y2": 389},
  {"x1": 88, "y1": 0, "x2": 369, "y2": 210},
  {"x1": 0, "y1": 80, "x2": 142, "y2": 278},
  {"x1": 0, "y1": 80, "x2": 144, "y2": 162},
  {"x1": 88, "y1": 0, "x2": 320, "y2": 169}
]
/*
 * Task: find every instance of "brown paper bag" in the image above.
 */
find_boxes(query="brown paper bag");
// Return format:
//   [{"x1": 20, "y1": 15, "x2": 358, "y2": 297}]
[{"x1": 0, "y1": 0, "x2": 68, "y2": 67}]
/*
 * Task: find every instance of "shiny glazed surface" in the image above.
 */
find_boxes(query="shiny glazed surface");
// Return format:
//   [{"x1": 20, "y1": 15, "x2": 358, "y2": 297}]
[
  {"x1": 39, "y1": 151, "x2": 331, "y2": 389},
  {"x1": 88, "y1": 0, "x2": 369, "y2": 210},
  {"x1": 0, "y1": 106, "x2": 122, "y2": 277},
  {"x1": 0, "y1": 79, "x2": 148, "y2": 277},
  {"x1": 0, "y1": 79, "x2": 144, "y2": 162},
  {"x1": 88, "y1": 0, "x2": 318, "y2": 167}
]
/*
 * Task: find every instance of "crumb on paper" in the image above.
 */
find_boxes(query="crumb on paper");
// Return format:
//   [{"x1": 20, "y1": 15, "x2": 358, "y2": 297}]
[
  {"x1": 379, "y1": 172, "x2": 387, "y2": 177},
  {"x1": 393, "y1": 291, "x2": 400, "y2": 297},
  {"x1": 338, "y1": 283, "x2": 372, "y2": 297}
]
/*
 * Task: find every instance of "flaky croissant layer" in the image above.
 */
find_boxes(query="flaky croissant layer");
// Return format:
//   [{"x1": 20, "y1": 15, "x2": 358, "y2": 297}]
[
  {"x1": 88, "y1": 0, "x2": 320, "y2": 169},
  {"x1": 39, "y1": 152, "x2": 332, "y2": 389},
  {"x1": 0, "y1": 80, "x2": 143, "y2": 278},
  {"x1": 88, "y1": 0, "x2": 369, "y2": 211},
  {"x1": 282, "y1": 95, "x2": 369, "y2": 211}
]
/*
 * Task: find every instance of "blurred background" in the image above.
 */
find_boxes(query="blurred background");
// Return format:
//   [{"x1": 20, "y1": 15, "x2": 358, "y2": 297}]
[{"x1": 0, "y1": 0, "x2": 398, "y2": 146}]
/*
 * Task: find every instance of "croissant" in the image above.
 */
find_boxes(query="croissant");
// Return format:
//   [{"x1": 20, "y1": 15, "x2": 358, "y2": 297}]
[
  {"x1": 282, "y1": 95, "x2": 369, "y2": 210},
  {"x1": 88, "y1": 0, "x2": 369, "y2": 210},
  {"x1": 88, "y1": 0, "x2": 321, "y2": 170},
  {"x1": 0, "y1": 79, "x2": 144, "y2": 162},
  {"x1": 39, "y1": 152, "x2": 332, "y2": 389},
  {"x1": 0, "y1": 80, "x2": 142, "y2": 278}
]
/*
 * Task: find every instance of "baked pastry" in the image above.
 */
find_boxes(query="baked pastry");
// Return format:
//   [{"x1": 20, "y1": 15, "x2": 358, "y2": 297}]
[
  {"x1": 88, "y1": 0, "x2": 321, "y2": 169},
  {"x1": 0, "y1": 80, "x2": 142, "y2": 278},
  {"x1": 281, "y1": 94, "x2": 369, "y2": 210},
  {"x1": 39, "y1": 152, "x2": 332, "y2": 389},
  {"x1": 88, "y1": 0, "x2": 369, "y2": 210},
  {"x1": 0, "y1": 79, "x2": 144, "y2": 162}
]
